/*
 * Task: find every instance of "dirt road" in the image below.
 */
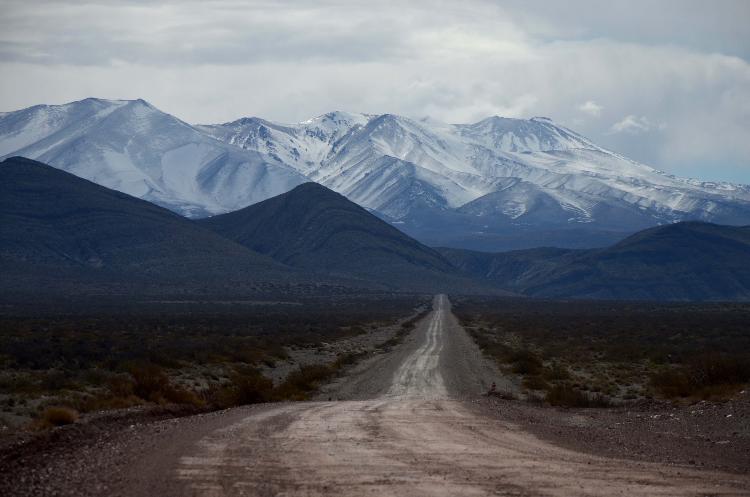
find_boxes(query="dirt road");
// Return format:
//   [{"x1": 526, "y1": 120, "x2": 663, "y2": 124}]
[{"x1": 122, "y1": 294, "x2": 744, "y2": 497}]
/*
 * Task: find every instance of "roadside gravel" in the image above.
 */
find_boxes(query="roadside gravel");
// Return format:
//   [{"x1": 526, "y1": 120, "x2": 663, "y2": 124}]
[{"x1": 472, "y1": 391, "x2": 750, "y2": 475}]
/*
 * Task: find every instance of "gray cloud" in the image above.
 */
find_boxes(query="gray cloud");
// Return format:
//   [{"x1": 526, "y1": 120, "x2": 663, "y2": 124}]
[
  {"x1": 500, "y1": 0, "x2": 750, "y2": 57},
  {"x1": 0, "y1": 0, "x2": 748, "y2": 184},
  {"x1": 610, "y1": 115, "x2": 659, "y2": 134}
]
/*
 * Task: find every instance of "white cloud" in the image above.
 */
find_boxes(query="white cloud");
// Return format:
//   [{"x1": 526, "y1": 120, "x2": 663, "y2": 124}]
[
  {"x1": 579, "y1": 100, "x2": 603, "y2": 117},
  {"x1": 610, "y1": 115, "x2": 653, "y2": 134}
]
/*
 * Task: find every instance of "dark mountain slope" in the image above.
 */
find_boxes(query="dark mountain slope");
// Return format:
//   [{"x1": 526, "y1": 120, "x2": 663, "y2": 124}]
[
  {"x1": 0, "y1": 157, "x2": 326, "y2": 299},
  {"x1": 440, "y1": 222, "x2": 750, "y2": 301},
  {"x1": 199, "y1": 182, "x2": 491, "y2": 292}
]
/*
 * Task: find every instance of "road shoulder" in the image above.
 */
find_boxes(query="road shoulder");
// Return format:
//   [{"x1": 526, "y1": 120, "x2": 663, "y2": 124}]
[{"x1": 466, "y1": 392, "x2": 750, "y2": 475}]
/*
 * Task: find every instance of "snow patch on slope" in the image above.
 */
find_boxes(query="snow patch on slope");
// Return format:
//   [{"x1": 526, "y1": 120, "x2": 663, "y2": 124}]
[{"x1": 0, "y1": 98, "x2": 308, "y2": 215}]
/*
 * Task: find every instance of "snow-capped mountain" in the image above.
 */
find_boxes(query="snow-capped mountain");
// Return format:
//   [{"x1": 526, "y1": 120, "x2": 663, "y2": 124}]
[
  {"x1": 201, "y1": 109, "x2": 750, "y2": 248},
  {"x1": 0, "y1": 98, "x2": 306, "y2": 216},
  {"x1": 2, "y1": 98, "x2": 750, "y2": 250}
]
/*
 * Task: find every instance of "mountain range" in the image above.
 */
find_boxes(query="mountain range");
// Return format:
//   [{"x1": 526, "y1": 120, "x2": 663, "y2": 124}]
[
  {"x1": 2, "y1": 156, "x2": 749, "y2": 301},
  {"x1": 197, "y1": 182, "x2": 473, "y2": 290},
  {"x1": 440, "y1": 222, "x2": 750, "y2": 301},
  {"x1": 3, "y1": 98, "x2": 750, "y2": 251},
  {"x1": 0, "y1": 156, "x2": 310, "y2": 299},
  {"x1": 0, "y1": 157, "x2": 485, "y2": 299}
]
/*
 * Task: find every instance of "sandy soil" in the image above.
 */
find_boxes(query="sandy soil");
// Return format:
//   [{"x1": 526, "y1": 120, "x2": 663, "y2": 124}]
[{"x1": 1, "y1": 295, "x2": 748, "y2": 496}]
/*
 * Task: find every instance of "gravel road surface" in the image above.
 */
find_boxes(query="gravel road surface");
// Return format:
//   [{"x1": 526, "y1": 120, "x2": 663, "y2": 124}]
[{"x1": 3, "y1": 295, "x2": 748, "y2": 496}]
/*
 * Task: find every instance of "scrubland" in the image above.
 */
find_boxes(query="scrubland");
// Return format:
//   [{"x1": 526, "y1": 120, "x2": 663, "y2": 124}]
[
  {"x1": 455, "y1": 298, "x2": 750, "y2": 406},
  {"x1": 0, "y1": 296, "x2": 427, "y2": 429}
]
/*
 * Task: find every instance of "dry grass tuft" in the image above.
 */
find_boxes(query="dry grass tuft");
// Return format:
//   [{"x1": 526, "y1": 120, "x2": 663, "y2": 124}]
[
  {"x1": 40, "y1": 406, "x2": 79, "y2": 427},
  {"x1": 128, "y1": 363, "x2": 204, "y2": 407},
  {"x1": 546, "y1": 385, "x2": 612, "y2": 408}
]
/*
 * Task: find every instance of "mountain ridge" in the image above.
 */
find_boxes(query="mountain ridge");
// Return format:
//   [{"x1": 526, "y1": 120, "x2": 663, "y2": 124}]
[
  {"x1": 0, "y1": 156, "x2": 330, "y2": 299},
  {"x1": 1, "y1": 157, "x2": 493, "y2": 298},
  {"x1": 3, "y1": 156, "x2": 749, "y2": 301},
  {"x1": 3, "y1": 98, "x2": 750, "y2": 251},
  {"x1": 440, "y1": 221, "x2": 750, "y2": 300},
  {"x1": 198, "y1": 181, "x2": 492, "y2": 293}
]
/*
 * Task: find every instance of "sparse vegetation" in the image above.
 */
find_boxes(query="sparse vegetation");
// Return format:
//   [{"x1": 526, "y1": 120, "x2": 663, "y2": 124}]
[
  {"x1": 651, "y1": 353, "x2": 750, "y2": 399},
  {"x1": 457, "y1": 298, "x2": 750, "y2": 406},
  {"x1": 275, "y1": 364, "x2": 336, "y2": 400},
  {"x1": 510, "y1": 350, "x2": 543, "y2": 375},
  {"x1": 0, "y1": 296, "x2": 425, "y2": 428},
  {"x1": 207, "y1": 370, "x2": 275, "y2": 408},
  {"x1": 39, "y1": 406, "x2": 79, "y2": 427},
  {"x1": 128, "y1": 363, "x2": 204, "y2": 406},
  {"x1": 545, "y1": 385, "x2": 612, "y2": 408},
  {"x1": 379, "y1": 308, "x2": 430, "y2": 349}
]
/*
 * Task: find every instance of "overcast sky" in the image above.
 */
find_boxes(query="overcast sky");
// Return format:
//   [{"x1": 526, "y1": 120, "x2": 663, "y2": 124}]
[{"x1": 1, "y1": 0, "x2": 749, "y2": 183}]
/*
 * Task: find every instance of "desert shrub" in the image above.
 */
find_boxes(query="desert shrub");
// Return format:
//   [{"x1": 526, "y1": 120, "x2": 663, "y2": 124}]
[
  {"x1": 81, "y1": 368, "x2": 110, "y2": 387},
  {"x1": 67, "y1": 374, "x2": 141, "y2": 413},
  {"x1": 127, "y1": 363, "x2": 202, "y2": 406},
  {"x1": 454, "y1": 297, "x2": 750, "y2": 405},
  {"x1": 231, "y1": 374, "x2": 273, "y2": 405},
  {"x1": 650, "y1": 369, "x2": 692, "y2": 398},
  {"x1": 265, "y1": 343, "x2": 289, "y2": 361},
  {"x1": 510, "y1": 350, "x2": 543, "y2": 375},
  {"x1": 526, "y1": 391, "x2": 546, "y2": 406},
  {"x1": 274, "y1": 365, "x2": 334, "y2": 400},
  {"x1": 688, "y1": 353, "x2": 750, "y2": 386},
  {"x1": 163, "y1": 386, "x2": 204, "y2": 406},
  {"x1": 76, "y1": 394, "x2": 141, "y2": 413},
  {"x1": 108, "y1": 375, "x2": 135, "y2": 397},
  {"x1": 209, "y1": 373, "x2": 274, "y2": 408},
  {"x1": 543, "y1": 363, "x2": 571, "y2": 381},
  {"x1": 651, "y1": 353, "x2": 750, "y2": 399},
  {"x1": 487, "y1": 389, "x2": 517, "y2": 400},
  {"x1": 545, "y1": 385, "x2": 612, "y2": 408},
  {"x1": 40, "y1": 370, "x2": 77, "y2": 391},
  {"x1": 40, "y1": 406, "x2": 79, "y2": 426},
  {"x1": 332, "y1": 351, "x2": 366, "y2": 370},
  {"x1": 0, "y1": 374, "x2": 38, "y2": 395},
  {"x1": 523, "y1": 375, "x2": 550, "y2": 391},
  {"x1": 128, "y1": 363, "x2": 171, "y2": 402},
  {"x1": 0, "y1": 297, "x2": 425, "y2": 419}
]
